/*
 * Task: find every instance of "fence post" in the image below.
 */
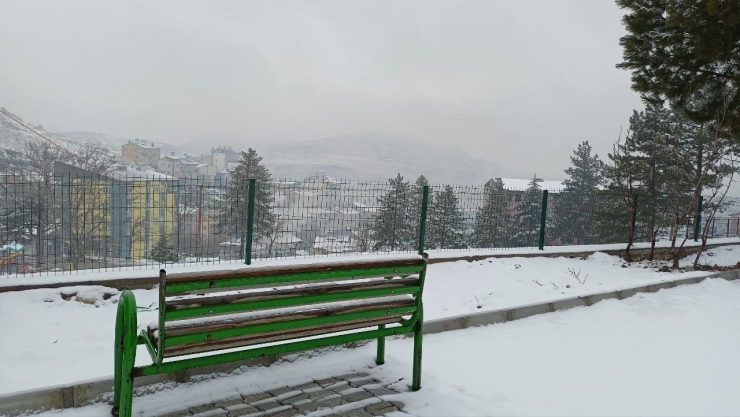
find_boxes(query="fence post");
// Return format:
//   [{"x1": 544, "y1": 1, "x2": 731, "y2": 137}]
[
  {"x1": 418, "y1": 185, "x2": 429, "y2": 255},
  {"x1": 37, "y1": 182, "x2": 42, "y2": 269},
  {"x1": 693, "y1": 196, "x2": 703, "y2": 242},
  {"x1": 538, "y1": 190, "x2": 548, "y2": 250},
  {"x1": 245, "y1": 178, "x2": 256, "y2": 265},
  {"x1": 196, "y1": 184, "x2": 203, "y2": 261}
]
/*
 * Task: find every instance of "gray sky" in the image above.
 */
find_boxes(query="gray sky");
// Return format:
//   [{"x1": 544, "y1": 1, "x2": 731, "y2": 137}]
[{"x1": 0, "y1": 1, "x2": 643, "y2": 180}]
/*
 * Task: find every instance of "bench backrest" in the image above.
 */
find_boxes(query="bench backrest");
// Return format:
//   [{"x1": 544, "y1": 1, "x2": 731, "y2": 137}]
[{"x1": 147, "y1": 255, "x2": 427, "y2": 363}]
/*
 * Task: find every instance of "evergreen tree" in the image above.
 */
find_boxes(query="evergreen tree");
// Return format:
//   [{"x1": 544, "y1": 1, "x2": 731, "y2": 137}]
[
  {"x1": 215, "y1": 148, "x2": 276, "y2": 256},
  {"x1": 410, "y1": 175, "x2": 430, "y2": 242},
  {"x1": 372, "y1": 174, "x2": 415, "y2": 251},
  {"x1": 472, "y1": 178, "x2": 512, "y2": 248},
  {"x1": 512, "y1": 174, "x2": 544, "y2": 247},
  {"x1": 151, "y1": 236, "x2": 178, "y2": 263},
  {"x1": 616, "y1": 0, "x2": 740, "y2": 139},
  {"x1": 562, "y1": 141, "x2": 605, "y2": 192},
  {"x1": 427, "y1": 185, "x2": 466, "y2": 249},
  {"x1": 554, "y1": 141, "x2": 605, "y2": 245}
]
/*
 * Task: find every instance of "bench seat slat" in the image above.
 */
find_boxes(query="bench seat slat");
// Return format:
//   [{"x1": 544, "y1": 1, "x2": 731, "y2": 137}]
[
  {"x1": 164, "y1": 303, "x2": 416, "y2": 346},
  {"x1": 164, "y1": 278, "x2": 420, "y2": 320},
  {"x1": 158, "y1": 297, "x2": 416, "y2": 346},
  {"x1": 165, "y1": 257, "x2": 424, "y2": 284},
  {"x1": 165, "y1": 264, "x2": 424, "y2": 295},
  {"x1": 162, "y1": 315, "x2": 407, "y2": 358}
]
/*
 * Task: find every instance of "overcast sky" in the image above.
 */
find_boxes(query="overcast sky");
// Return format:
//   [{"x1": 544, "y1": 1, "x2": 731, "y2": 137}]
[{"x1": 0, "y1": 1, "x2": 643, "y2": 180}]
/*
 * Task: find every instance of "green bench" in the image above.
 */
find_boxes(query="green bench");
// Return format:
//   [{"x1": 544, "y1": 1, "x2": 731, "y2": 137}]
[{"x1": 112, "y1": 254, "x2": 428, "y2": 417}]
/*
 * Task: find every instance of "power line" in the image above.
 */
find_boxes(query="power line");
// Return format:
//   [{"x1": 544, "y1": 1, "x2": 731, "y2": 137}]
[{"x1": 0, "y1": 108, "x2": 101, "y2": 173}]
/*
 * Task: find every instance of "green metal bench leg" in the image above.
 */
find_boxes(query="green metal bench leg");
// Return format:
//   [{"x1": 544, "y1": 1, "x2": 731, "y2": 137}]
[
  {"x1": 113, "y1": 291, "x2": 138, "y2": 417},
  {"x1": 376, "y1": 324, "x2": 385, "y2": 365},
  {"x1": 411, "y1": 307, "x2": 423, "y2": 391}
]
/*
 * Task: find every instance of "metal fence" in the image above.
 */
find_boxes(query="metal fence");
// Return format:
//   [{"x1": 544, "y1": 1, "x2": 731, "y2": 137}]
[{"x1": 0, "y1": 174, "x2": 738, "y2": 276}]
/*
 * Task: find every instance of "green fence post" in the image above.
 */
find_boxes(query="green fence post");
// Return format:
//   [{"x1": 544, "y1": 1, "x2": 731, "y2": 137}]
[
  {"x1": 376, "y1": 324, "x2": 385, "y2": 365},
  {"x1": 693, "y1": 196, "x2": 703, "y2": 242},
  {"x1": 245, "y1": 178, "x2": 256, "y2": 265},
  {"x1": 418, "y1": 185, "x2": 429, "y2": 255},
  {"x1": 538, "y1": 190, "x2": 548, "y2": 250}
]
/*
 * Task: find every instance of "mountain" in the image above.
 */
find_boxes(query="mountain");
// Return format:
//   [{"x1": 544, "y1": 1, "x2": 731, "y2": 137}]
[
  {"x1": 259, "y1": 133, "x2": 502, "y2": 184},
  {"x1": 1, "y1": 109, "x2": 506, "y2": 184},
  {"x1": 0, "y1": 109, "x2": 129, "y2": 155},
  {"x1": 57, "y1": 131, "x2": 129, "y2": 152}
]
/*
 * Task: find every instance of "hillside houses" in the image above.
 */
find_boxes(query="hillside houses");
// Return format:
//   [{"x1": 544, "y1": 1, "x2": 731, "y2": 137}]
[{"x1": 122, "y1": 142, "x2": 231, "y2": 181}]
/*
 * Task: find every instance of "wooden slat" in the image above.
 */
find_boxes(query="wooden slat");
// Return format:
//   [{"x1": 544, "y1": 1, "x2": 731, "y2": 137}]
[
  {"x1": 158, "y1": 297, "x2": 415, "y2": 337},
  {"x1": 162, "y1": 315, "x2": 406, "y2": 357},
  {"x1": 165, "y1": 278, "x2": 420, "y2": 312},
  {"x1": 164, "y1": 257, "x2": 424, "y2": 285}
]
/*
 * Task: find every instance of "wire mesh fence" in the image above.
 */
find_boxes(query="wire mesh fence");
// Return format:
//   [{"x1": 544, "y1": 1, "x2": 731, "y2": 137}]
[{"x1": 0, "y1": 173, "x2": 738, "y2": 276}]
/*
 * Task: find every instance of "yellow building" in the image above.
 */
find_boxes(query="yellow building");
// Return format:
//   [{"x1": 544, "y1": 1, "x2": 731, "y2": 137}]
[
  {"x1": 110, "y1": 166, "x2": 175, "y2": 260},
  {"x1": 121, "y1": 140, "x2": 161, "y2": 167}
]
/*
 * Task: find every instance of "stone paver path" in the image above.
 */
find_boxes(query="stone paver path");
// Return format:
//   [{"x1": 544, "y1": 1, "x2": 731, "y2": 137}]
[{"x1": 157, "y1": 372, "x2": 408, "y2": 417}]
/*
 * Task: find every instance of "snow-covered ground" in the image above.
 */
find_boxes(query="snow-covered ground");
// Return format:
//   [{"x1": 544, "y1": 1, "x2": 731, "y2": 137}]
[
  {"x1": 31, "y1": 277, "x2": 740, "y2": 416},
  {"x1": 4, "y1": 246, "x2": 740, "y2": 396}
]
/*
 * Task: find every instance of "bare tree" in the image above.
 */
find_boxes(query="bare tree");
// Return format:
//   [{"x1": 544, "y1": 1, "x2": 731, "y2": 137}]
[
  {"x1": 262, "y1": 214, "x2": 287, "y2": 257},
  {"x1": 354, "y1": 226, "x2": 373, "y2": 253},
  {"x1": 605, "y1": 132, "x2": 641, "y2": 262}
]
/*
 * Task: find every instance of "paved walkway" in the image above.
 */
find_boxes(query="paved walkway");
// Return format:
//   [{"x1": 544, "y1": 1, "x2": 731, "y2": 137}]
[{"x1": 158, "y1": 372, "x2": 407, "y2": 417}]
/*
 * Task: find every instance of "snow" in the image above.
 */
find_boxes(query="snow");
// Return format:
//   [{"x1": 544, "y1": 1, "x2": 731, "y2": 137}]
[
  {"x1": 0, "y1": 248, "x2": 731, "y2": 396},
  {"x1": 499, "y1": 178, "x2": 564, "y2": 192},
  {"x1": 30, "y1": 278, "x2": 740, "y2": 416},
  {"x1": 684, "y1": 244, "x2": 740, "y2": 267},
  {"x1": 3, "y1": 237, "x2": 738, "y2": 288}
]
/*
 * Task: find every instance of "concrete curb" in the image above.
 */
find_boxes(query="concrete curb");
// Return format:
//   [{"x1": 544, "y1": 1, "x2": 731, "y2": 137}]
[
  {"x1": 2, "y1": 242, "x2": 735, "y2": 293},
  {"x1": 2, "y1": 269, "x2": 739, "y2": 416}
]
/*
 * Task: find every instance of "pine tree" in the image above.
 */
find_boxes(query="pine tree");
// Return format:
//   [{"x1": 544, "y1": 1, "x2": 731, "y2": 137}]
[
  {"x1": 616, "y1": 0, "x2": 740, "y2": 139},
  {"x1": 472, "y1": 178, "x2": 512, "y2": 248},
  {"x1": 372, "y1": 174, "x2": 415, "y2": 251},
  {"x1": 512, "y1": 174, "x2": 544, "y2": 247},
  {"x1": 562, "y1": 141, "x2": 605, "y2": 192},
  {"x1": 151, "y1": 236, "x2": 178, "y2": 263},
  {"x1": 427, "y1": 185, "x2": 466, "y2": 249},
  {"x1": 215, "y1": 148, "x2": 276, "y2": 256},
  {"x1": 554, "y1": 141, "x2": 605, "y2": 245}
]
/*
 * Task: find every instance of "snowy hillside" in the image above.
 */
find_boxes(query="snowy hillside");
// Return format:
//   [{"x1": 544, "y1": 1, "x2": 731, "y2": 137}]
[
  {"x1": 57, "y1": 131, "x2": 129, "y2": 152},
  {"x1": 0, "y1": 109, "x2": 124, "y2": 154}
]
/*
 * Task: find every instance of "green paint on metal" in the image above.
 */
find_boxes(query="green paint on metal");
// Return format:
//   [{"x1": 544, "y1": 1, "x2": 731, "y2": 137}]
[
  {"x1": 245, "y1": 178, "x2": 256, "y2": 265},
  {"x1": 164, "y1": 305, "x2": 417, "y2": 347},
  {"x1": 165, "y1": 264, "x2": 424, "y2": 294},
  {"x1": 418, "y1": 185, "x2": 429, "y2": 255},
  {"x1": 140, "y1": 330, "x2": 158, "y2": 363},
  {"x1": 136, "y1": 324, "x2": 413, "y2": 377},
  {"x1": 166, "y1": 285, "x2": 421, "y2": 320},
  {"x1": 113, "y1": 290, "x2": 138, "y2": 417},
  {"x1": 376, "y1": 324, "x2": 386, "y2": 365},
  {"x1": 112, "y1": 294, "x2": 124, "y2": 415},
  {"x1": 538, "y1": 190, "x2": 549, "y2": 250},
  {"x1": 411, "y1": 304, "x2": 423, "y2": 391},
  {"x1": 694, "y1": 195, "x2": 703, "y2": 242},
  {"x1": 157, "y1": 270, "x2": 166, "y2": 365}
]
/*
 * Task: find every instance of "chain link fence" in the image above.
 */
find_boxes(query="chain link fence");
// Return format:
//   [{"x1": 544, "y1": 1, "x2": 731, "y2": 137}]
[{"x1": 0, "y1": 173, "x2": 737, "y2": 276}]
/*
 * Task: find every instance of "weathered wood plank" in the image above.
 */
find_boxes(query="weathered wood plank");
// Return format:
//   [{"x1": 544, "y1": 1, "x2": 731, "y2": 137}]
[
  {"x1": 162, "y1": 315, "x2": 406, "y2": 357},
  {"x1": 165, "y1": 278, "x2": 420, "y2": 311},
  {"x1": 164, "y1": 257, "x2": 424, "y2": 284},
  {"x1": 157, "y1": 297, "x2": 415, "y2": 337}
]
